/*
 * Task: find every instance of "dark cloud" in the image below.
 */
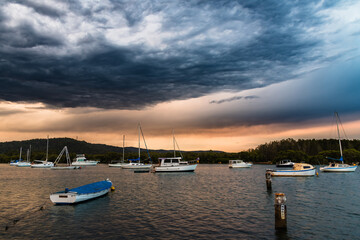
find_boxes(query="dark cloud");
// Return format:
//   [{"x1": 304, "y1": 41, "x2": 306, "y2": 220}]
[
  {"x1": 0, "y1": 0, "x2": 356, "y2": 109},
  {"x1": 210, "y1": 95, "x2": 259, "y2": 104}
]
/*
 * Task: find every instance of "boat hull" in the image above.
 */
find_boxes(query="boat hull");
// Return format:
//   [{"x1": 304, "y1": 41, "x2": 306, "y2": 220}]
[
  {"x1": 16, "y1": 162, "x2": 31, "y2": 167},
  {"x1": 229, "y1": 163, "x2": 252, "y2": 168},
  {"x1": 50, "y1": 180, "x2": 112, "y2": 204},
  {"x1": 31, "y1": 162, "x2": 54, "y2": 168},
  {"x1": 50, "y1": 189, "x2": 110, "y2": 204},
  {"x1": 154, "y1": 164, "x2": 197, "y2": 172},
  {"x1": 51, "y1": 166, "x2": 81, "y2": 170},
  {"x1": 121, "y1": 164, "x2": 152, "y2": 169},
  {"x1": 320, "y1": 166, "x2": 357, "y2": 172},
  {"x1": 271, "y1": 168, "x2": 316, "y2": 177},
  {"x1": 72, "y1": 162, "x2": 98, "y2": 166},
  {"x1": 108, "y1": 163, "x2": 126, "y2": 167}
]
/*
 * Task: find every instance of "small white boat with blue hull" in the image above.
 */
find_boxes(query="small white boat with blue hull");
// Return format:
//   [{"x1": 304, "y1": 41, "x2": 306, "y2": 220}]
[{"x1": 50, "y1": 179, "x2": 113, "y2": 204}]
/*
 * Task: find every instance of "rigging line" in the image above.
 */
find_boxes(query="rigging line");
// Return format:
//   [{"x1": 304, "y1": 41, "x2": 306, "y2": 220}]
[
  {"x1": 174, "y1": 137, "x2": 183, "y2": 158},
  {"x1": 337, "y1": 115, "x2": 349, "y2": 140},
  {"x1": 139, "y1": 125, "x2": 151, "y2": 161}
]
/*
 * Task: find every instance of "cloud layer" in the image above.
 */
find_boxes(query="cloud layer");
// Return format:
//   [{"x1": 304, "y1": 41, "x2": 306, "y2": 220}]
[{"x1": 1, "y1": 0, "x2": 358, "y2": 109}]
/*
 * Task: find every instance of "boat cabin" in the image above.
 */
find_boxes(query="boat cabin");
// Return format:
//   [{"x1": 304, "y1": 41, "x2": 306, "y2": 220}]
[
  {"x1": 293, "y1": 163, "x2": 314, "y2": 170},
  {"x1": 229, "y1": 160, "x2": 244, "y2": 164},
  {"x1": 159, "y1": 157, "x2": 188, "y2": 166}
]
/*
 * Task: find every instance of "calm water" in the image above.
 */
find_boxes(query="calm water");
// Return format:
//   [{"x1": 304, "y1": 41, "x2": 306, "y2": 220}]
[{"x1": 1, "y1": 164, "x2": 360, "y2": 239}]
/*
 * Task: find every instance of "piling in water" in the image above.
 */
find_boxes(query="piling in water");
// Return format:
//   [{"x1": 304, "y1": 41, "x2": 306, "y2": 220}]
[
  {"x1": 265, "y1": 170, "x2": 272, "y2": 190},
  {"x1": 274, "y1": 193, "x2": 287, "y2": 229}
]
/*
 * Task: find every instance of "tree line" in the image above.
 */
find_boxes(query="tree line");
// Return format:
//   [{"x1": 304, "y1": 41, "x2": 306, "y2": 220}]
[{"x1": 0, "y1": 137, "x2": 359, "y2": 164}]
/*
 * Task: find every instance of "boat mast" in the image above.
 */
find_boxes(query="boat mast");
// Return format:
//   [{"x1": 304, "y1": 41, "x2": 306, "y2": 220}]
[
  {"x1": 335, "y1": 112, "x2": 343, "y2": 159},
  {"x1": 46, "y1": 135, "x2": 49, "y2": 162},
  {"x1": 19, "y1": 147, "x2": 22, "y2": 161},
  {"x1": 173, "y1": 129, "x2": 176, "y2": 158},
  {"x1": 122, "y1": 135, "x2": 125, "y2": 163},
  {"x1": 138, "y1": 123, "x2": 141, "y2": 159}
]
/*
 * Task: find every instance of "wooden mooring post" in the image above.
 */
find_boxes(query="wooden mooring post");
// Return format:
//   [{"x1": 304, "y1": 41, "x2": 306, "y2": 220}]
[
  {"x1": 274, "y1": 193, "x2": 287, "y2": 229},
  {"x1": 265, "y1": 170, "x2": 272, "y2": 190}
]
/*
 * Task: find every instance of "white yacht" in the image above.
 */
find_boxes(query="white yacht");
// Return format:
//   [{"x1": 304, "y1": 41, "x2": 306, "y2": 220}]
[
  {"x1": 32, "y1": 136, "x2": 54, "y2": 168},
  {"x1": 17, "y1": 148, "x2": 31, "y2": 167},
  {"x1": 153, "y1": 131, "x2": 198, "y2": 173},
  {"x1": 109, "y1": 135, "x2": 127, "y2": 168},
  {"x1": 121, "y1": 124, "x2": 152, "y2": 170},
  {"x1": 72, "y1": 154, "x2": 99, "y2": 166},
  {"x1": 229, "y1": 160, "x2": 252, "y2": 168},
  {"x1": 154, "y1": 157, "x2": 198, "y2": 172},
  {"x1": 320, "y1": 112, "x2": 358, "y2": 172}
]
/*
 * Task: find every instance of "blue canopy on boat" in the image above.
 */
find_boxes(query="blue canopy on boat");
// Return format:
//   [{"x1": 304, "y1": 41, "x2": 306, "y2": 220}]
[
  {"x1": 326, "y1": 156, "x2": 343, "y2": 162},
  {"x1": 128, "y1": 158, "x2": 140, "y2": 162},
  {"x1": 68, "y1": 180, "x2": 112, "y2": 194}
]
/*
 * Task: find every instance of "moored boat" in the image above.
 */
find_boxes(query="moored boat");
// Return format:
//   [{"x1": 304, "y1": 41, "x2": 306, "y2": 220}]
[
  {"x1": 270, "y1": 163, "x2": 316, "y2": 177},
  {"x1": 16, "y1": 148, "x2": 31, "y2": 167},
  {"x1": 229, "y1": 160, "x2": 252, "y2": 168},
  {"x1": 10, "y1": 147, "x2": 23, "y2": 166},
  {"x1": 32, "y1": 136, "x2": 54, "y2": 168},
  {"x1": 72, "y1": 154, "x2": 99, "y2": 166},
  {"x1": 319, "y1": 112, "x2": 358, "y2": 172},
  {"x1": 109, "y1": 135, "x2": 127, "y2": 168},
  {"x1": 121, "y1": 124, "x2": 152, "y2": 170},
  {"x1": 153, "y1": 131, "x2": 198, "y2": 173},
  {"x1": 50, "y1": 179, "x2": 113, "y2": 204},
  {"x1": 51, "y1": 146, "x2": 81, "y2": 170},
  {"x1": 154, "y1": 157, "x2": 198, "y2": 172}
]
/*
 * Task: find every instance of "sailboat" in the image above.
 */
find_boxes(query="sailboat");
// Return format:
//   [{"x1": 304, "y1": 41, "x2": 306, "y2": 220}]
[
  {"x1": 320, "y1": 112, "x2": 358, "y2": 172},
  {"x1": 109, "y1": 135, "x2": 127, "y2": 167},
  {"x1": 51, "y1": 146, "x2": 81, "y2": 170},
  {"x1": 154, "y1": 130, "x2": 198, "y2": 172},
  {"x1": 10, "y1": 147, "x2": 23, "y2": 166},
  {"x1": 17, "y1": 146, "x2": 32, "y2": 167},
  {"x1": 121, "y1": 124, "x2": 152, "y2": 170},
  {"x1": 32, "y1": 136, "x2": 54, "y2": 168}
]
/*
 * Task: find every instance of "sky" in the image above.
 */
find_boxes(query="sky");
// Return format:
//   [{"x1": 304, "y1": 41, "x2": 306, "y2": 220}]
[{"x1": 0, "y1": 0, "x2": 360, "y2": 152}]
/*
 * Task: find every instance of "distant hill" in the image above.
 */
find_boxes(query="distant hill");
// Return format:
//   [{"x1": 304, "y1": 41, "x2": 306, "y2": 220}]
[{"x1": 0, "y1": 137, "x2": 226, "y2": 163}]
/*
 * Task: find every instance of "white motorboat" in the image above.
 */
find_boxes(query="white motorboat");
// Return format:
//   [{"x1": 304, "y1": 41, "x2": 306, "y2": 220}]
[
  {"x1": 50, "y1": 179, "x2": 113, "y2": 204},
  {"x1": 72, "y1": 154, "x2": 99, "y2": 166},
  {"x1": 51, "y1": 146, "x2": 81, "y2": 170},
  {"x1": 109, "y1": 135, "x2": 127, "y2": 168},
  {"x1": 153, "y1": 131, "x2": 198, "y2": 173},
  {"x1": 320, "y1": 112, "x2": 358, "y2": 172},
  {"x1": 229, "y1": 160, "x2": 252, "y2": 168},
  {"x1": 276, "y1": 159, "x2": 294, "y2": 168},
  {"x1": 270, "y1": 163, "x2": 316, "y2": 177},
  {"x1": 121, "y1": 124, "x2": 152, "y2": 170},
  {"x1": 32, "y1": 136, "x2": 54, "y2": 168},
  {"x1": 154, "y1": 157, "x2": 198, "y2": 172}
]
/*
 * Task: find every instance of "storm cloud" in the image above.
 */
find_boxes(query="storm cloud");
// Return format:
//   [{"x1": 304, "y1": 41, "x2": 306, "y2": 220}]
[{"x1": 0, "y1": 0, "x2": 358, "y2": 109}]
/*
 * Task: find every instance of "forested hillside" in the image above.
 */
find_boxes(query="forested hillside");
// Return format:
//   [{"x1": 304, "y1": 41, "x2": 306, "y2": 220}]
[{"x1": 1, "y1": 137, "x2": 359, "y2": 164}]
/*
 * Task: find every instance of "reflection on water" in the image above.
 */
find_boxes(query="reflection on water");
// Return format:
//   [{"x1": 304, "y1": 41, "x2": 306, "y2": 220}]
[{"x1": 0, "y1": 164, "x2": 360, "y2": 239}]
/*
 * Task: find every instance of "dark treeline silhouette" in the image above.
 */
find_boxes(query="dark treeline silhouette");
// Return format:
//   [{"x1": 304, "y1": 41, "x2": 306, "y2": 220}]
[{"x1": 1, "y1": 137, "x2": 359, "y2": 164}]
